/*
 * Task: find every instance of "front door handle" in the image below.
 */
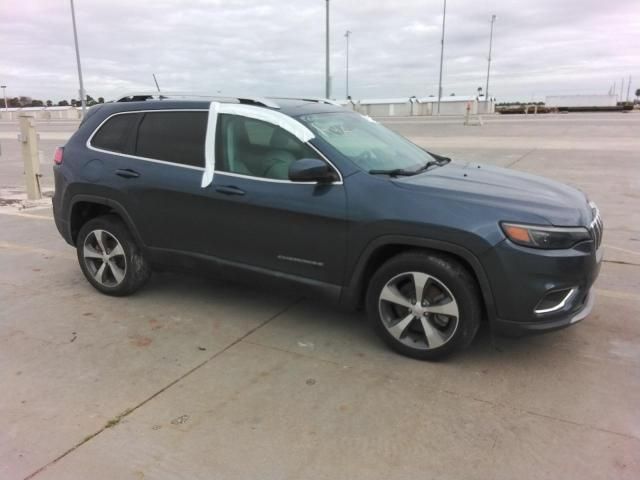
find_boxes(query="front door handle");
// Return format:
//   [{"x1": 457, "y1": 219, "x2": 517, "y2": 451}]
[
  {"x1": 215, "y1": 185, "x2": 245, "y2": 196},
  {"x1": 115, "y1": 168, "x2": 140, "y2": 179}
]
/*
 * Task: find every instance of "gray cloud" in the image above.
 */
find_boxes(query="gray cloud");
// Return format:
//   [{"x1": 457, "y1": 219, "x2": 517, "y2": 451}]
[{"x1": 1, "y1": 0, "x2": 638, "y2": 102}]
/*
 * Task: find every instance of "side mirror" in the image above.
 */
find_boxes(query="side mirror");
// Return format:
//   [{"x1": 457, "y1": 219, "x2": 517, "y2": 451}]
[{"x1": 288, "y1": 158, "x2": 337, "y2": 183}]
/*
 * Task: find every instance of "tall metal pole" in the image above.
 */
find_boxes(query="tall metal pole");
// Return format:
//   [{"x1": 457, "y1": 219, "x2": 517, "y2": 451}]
[
  {"x1": 620, "y1": 77, "x2": 624, "y2": 102},
  {"x1": 485, "y1": 15, "x2": 496, "y2": 107},
  {"x1": 153, "y1": 73, "x2": 161, "y2": 92},
  {"x1": 325, "y1": 0, "x2": 331, "y2": 99},
  {"x1": 69, "y1": 0, "x2": 86, "y2": 116},
  {"x1": 1, "y1": 86, "x2": 7, "y2": 111},
  {"x1": 344, "y1": 30, "x2": 351, "y2": 98},
  {"x1": 626, "y1": 75, "x2": 632, "y2": 102},
  {"x1": 436, "y1": 0, "x2": 447, "y2": 115}
]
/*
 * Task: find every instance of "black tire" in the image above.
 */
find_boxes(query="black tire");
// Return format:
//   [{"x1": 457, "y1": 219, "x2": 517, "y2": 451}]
[
  {"x1": 76, "y1": 214, "x2": 151, "y2": 296},
  {"x1": 366, "y1": 251, "x2": 481, "y2": 360}
]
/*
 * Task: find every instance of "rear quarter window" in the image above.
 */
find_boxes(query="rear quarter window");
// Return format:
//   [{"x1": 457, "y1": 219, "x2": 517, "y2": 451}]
[
  {"x1": 90, "y1": 113, "x2": 141, "y2": 153},
  {"x1": 135, "y1": 111, "x2": 208, "y2": 168}
]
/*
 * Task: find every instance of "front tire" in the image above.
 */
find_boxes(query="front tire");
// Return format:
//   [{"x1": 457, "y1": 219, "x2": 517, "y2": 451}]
[
  {"x1": 76, "y1": 215, "x2": 151, "y2": 296},
  {"x1": 366, "y1": 251, "x2": 481, "y2": 360}
]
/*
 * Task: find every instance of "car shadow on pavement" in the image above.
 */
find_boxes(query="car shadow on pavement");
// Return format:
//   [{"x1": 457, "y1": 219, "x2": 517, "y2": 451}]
[{"x1": 137, "y1": 271, "x2": 563, "y2": 369}]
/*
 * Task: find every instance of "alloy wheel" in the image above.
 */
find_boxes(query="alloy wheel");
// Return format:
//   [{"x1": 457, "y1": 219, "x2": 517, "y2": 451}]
[
  {"x1": 378, "y1": 271, "x2": 459, "y2": 350},
  {"x1": 82, "y1": 229, "x2": 127, "y2": 287}
]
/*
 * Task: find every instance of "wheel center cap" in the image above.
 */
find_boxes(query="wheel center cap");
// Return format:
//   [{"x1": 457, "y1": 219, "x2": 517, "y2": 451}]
[{"x1": 411, "y1": 305, "x2": 425, "y2": 317}]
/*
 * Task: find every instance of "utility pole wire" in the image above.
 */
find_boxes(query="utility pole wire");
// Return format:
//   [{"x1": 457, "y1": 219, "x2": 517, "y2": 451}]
[
  {"x1": 345, "y1": 30, "x2": 351, "y2": 99},
  {"x1": 325, "y1": 0, "x2": 331, "y2": 99},
  {"x1": 436, "y1": 0, "x2": 446, "y2": 115},
  {"x1": 485, "y1": 15, "x2": 497, "y2": 108},
  {"x1": 69, "y1": 0, "x2": 86, "y2": 116}
]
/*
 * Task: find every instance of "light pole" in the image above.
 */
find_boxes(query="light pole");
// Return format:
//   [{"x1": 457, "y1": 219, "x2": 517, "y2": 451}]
[
  {"x1": 325, "y1": 0, "x2": 331, "y2": 99},
  {"x1": 485, "y1": 14, "x2": 497, "y2": 109},
  {"x1": 344, "y1": 30, "x2": 351, "y2": 99},
  {"x1": 436, "y1": 0, "x2": 447, "y2": 115},
  {"x1": 69, "y1": 0, "x2": 86, "y2": 116},
  {"x1": 1, "y1": 85, "x2": 7, "y2": 111}
]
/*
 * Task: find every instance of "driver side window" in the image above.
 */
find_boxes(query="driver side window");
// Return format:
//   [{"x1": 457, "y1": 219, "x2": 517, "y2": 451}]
[{"x1": 216, "y1": 114, "x2": 320, "y2": 180}]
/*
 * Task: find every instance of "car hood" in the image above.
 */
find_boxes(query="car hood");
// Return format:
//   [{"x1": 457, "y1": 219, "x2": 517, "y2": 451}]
[{"x1": 392, "y1": 161, "x2": 592, "y2": 226}]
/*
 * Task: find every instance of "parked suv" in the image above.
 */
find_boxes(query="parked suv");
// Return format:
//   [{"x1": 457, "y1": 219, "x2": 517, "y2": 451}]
[{"x1": 52, "y1": 95, "x2": 603, "y2": 359}]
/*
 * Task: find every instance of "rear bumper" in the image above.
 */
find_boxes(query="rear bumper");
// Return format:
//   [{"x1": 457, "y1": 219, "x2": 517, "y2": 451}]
[
  {"x1": 492, "y1": 289, "x2": 595, "y2": 336},
  {"x1": 52, "y1": 166, "x2": 73, "y2": 246}
]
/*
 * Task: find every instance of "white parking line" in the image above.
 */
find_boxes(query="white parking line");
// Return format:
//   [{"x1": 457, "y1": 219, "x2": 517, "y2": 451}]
[
  {"x1": 0, "y1": 241, "x2": 74, "y2": 258},
  {"x1": 604, "y1": 244, "x2": 640, "y2": 256},
  {"x1": 595, "y1": 288, "x2": 640, "y2": 302},
  {"x1": 0, "y1": 210, "x2": 53, "y2": 220}
]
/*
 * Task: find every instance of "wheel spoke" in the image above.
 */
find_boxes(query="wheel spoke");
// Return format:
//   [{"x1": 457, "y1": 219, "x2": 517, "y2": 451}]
[
  {"x1": 93, "y1": 261, "x2": 106, "y2": 283},
  {"x1": 387, "y1": 313, "x2": 415, "y2": 340},
  {"x1": 108, "y1": 243, "x2": 125, "y2": 258},
  {"x1": 94, "y1": 230, "x2": 106, "y2": 253},
  {"x1": 425, "y1": 298, "x2": 459, "y2": 318},
  {"x1": 83, "y1": 244, "x2": 102, "y2": 259},
  {"x1": 108, "y1": 260, "x2": 125, "y2": 284},
  {"x1": 380, "y1": 284, "x2": 412, "y2": 308},
  {"x1": 420, "y1": 317, "x2": 447, "y2": 348},
  {"x1": 412, "y1": 272, "x2": 429, "y2": 304}
]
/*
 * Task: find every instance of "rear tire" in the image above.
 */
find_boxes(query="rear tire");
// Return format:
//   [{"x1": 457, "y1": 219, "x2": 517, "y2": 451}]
[
  {"x1": 76, "y1": 215, "x2": 151, "y2": 296},
  {"x1": 366, "y1": 251, "x2": 481, "y2": 360}
]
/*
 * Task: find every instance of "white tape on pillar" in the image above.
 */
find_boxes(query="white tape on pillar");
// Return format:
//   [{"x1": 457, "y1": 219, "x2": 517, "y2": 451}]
[
  {"x1": 200, "y1": 102, "x2": 316, "y2": 188},
  {"x1": 201, "y1": 102, "x2": 219, "y2": 188}
]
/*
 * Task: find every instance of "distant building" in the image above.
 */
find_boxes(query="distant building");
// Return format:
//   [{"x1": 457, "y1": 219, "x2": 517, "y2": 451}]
[
  {"x1": 545, "y1": 95, "x2": 617, "y2": 108},
  {"x1": 358, "y1": 98, "x2": 413, "y2": 117},
  {"x1": 344, "y1": 95, "x2": 494, "y2": 117}
]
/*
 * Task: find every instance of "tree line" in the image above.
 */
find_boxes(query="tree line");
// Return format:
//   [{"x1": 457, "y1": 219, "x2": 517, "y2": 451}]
[{"x1": 3, "y1": 95, "x2": 105, "y2": 108}]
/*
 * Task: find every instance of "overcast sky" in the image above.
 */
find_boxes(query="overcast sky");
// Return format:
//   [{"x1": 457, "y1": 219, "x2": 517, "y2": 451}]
[{"x1": 1, "y1": 0, "x2": 638, "y2": 102}]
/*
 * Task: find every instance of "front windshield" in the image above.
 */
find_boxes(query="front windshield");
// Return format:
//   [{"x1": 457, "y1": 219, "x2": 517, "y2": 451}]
[{"x1": 298, "y1": 112, "x2": 436, "y2": 172}]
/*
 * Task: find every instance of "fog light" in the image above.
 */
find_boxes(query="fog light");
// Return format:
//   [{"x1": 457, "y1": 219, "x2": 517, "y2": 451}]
[{"x1": 534, "y1": 288, "x2": 576, "y2": 314}]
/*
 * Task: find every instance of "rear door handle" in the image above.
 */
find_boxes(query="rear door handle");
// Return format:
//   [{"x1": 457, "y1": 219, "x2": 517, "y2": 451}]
[
  {"x1": 215, "y1": 185, "x2": 245, "y2": 196},
  {"x1": 115, "y1": 168, "x2": 140, "y2": 179}
]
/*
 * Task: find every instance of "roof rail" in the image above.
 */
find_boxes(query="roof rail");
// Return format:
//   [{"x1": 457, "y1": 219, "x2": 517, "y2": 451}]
[
  {"x1": 268, "y1": 96, "x2": 343, "y2": 107},
  {"x1": 115, "y1": 92, "x2": 280, "y2": 109},
  {"x1": 309, "y1": 97, "x2": 343, "y2": 107}
]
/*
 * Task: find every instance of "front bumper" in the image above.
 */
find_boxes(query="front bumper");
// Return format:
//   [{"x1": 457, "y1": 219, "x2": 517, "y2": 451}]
[
  {"x1": 482, "y1": 237, "x2": 602, "y2": 336},
  {"x1": 492, "y1": 289, "x2": 595, "y2": 336}
]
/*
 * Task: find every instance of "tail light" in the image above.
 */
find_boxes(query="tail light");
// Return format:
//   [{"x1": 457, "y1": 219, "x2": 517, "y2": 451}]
[{"x1": 53, "y1": 146, "x2": 64, "y2": 165}]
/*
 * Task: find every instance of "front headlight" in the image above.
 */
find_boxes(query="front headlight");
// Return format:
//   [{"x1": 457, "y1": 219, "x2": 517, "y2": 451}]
[{"x1": 501, "y1": 222, "x2": 590, "y2": 249}]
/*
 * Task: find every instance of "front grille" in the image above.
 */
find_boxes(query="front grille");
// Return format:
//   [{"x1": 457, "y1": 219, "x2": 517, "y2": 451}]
[{"x1": 589, "y1": 203, "x2": 603, "y2": 250}]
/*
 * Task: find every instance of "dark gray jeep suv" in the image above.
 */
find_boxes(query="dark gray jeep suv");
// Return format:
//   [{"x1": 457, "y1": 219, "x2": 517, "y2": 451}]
[{"x1": 52, "y1": 95, "x2": 603, "y2": 360}]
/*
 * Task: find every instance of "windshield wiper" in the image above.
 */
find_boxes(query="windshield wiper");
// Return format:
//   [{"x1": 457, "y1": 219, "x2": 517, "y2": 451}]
[
  {"x1": 412, "y1": 157, "x2": 452, "y2": 174},
  {"x1": 368, "y1": 168, "x2": 418, "y2": 177},
  {"x1": 369, "y1": 156, "x2": 451, "y2": 177}
]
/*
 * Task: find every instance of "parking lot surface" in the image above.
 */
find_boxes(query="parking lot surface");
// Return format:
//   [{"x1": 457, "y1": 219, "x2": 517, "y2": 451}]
[{"x1": 1, "y1": 113, "x2": 639, "y2": 479}]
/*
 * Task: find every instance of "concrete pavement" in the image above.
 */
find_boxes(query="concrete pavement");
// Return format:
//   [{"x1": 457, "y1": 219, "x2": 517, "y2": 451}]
[{"x1": 1, "y1": 113, "x2": 639, "y2": 479}]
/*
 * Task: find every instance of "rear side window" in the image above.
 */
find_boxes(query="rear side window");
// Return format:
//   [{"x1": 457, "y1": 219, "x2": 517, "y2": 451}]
[
  {"x1": 135, "y1": 111, "x2": 208, "y2": 168},
  {"x1": 90, "y1": 113, "x2": 140, "y2": 153}
]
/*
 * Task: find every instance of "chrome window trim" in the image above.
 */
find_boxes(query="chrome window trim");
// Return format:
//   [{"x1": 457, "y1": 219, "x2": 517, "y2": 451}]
[
  {"x1": 534, "y1": 288, "x2": 577, "y2": 314},
  {"x1": 86, "y1": 109, "x2": 344, "y2": 185},
  {"x1": 86, "y1": 109, "x2": 209, "y2": 171}
]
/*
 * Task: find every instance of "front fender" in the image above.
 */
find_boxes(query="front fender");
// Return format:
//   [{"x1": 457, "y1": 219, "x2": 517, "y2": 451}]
[{"x1": 339, "y1": 234, "x2": 496, "y2": 321}]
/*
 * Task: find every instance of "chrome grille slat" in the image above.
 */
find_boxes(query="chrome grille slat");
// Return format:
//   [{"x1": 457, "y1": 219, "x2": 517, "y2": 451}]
[{"x1": 589, "y1": 203, "x2": 603, "y2": 250}]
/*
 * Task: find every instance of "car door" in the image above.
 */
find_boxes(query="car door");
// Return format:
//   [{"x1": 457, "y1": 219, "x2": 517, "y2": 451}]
[
  {"x1": 89, "y1": 109, "x2": 218, "y2": 255},
  {"x1": 199, "y1": 112, "x2": 348, "y2": 286}
]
